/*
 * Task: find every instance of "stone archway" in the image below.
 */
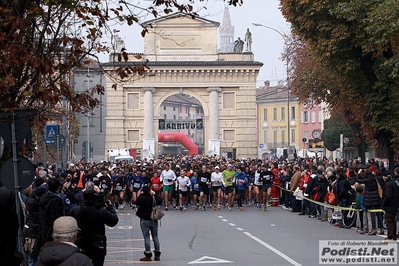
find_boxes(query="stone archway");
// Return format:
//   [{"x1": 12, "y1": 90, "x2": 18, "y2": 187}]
[{"x1": 157, "y1": 93, "x2": 204, "y2": 155}]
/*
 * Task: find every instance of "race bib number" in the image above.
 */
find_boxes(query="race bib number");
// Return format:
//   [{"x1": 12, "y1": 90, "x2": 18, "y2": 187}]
[
  {"x1": 153, "y1": 184, "x2": 159, "y2": 188},
  {"x1": 200, "y1": 177, "x2": 208, "y2": 183},
  {"x1": 238, "y1": 179, "x2": 244, "y2": 185},
  {"x1": 115, "y1": 186, "x2": 122, "y2": 191},
  {"x1": 265, "y1": 175, "x2": 270, "y2": 181},
  {"x1": 226, "y1": 177, "x2": 232, "y2": 182},
  {"x1": 101, "y1": 184, "x2": 108, "y2": 189},
  {"x1": 194, "y1": 184, "x2": 199, "y2": 188},
  {"x1": 133, "y1": 183, "x2": 141, "y2": 188}
]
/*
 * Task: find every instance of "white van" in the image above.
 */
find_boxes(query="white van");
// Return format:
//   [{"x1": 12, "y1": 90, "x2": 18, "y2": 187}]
[{"x1": 114, "y1": 156, "x2": 135, "y2": 163}]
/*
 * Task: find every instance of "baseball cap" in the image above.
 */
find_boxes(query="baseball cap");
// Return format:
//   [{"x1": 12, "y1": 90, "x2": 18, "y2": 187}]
[
  {"x1": 227, "y1": 164, "x2": 233, "y2": 167},
  {"x1": 215, "y1": 166, "x2": 220, "y2": 169},
  {"x1": 53, "y1": 216, "x2": 79, "y2": 234}
]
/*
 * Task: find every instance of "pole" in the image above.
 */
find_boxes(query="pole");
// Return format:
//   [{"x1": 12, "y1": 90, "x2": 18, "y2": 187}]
[
  {"x1": 62, "y1": 97, "x2": 67, "y2": 169},
  {"x1": 43, "y1": 127, "x2": 47, "y2": 167},
  {"x1": 11, "y1": 112, "x2": 23, "y2": 253},
  {"x1": 86, "y1": 65, "x2": 90, "y2": 162}
]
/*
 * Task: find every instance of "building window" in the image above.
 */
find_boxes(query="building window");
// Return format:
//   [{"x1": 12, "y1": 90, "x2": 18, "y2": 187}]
[
  {"x1": 263, "y1": 130, "x2": 268, "y2": 145},
  {"x1": 303, "y1": 131, "x2": 309, "y2": 143},
  {"x1": 127, "y1": 130, "x2": 140, "y2": 141},
  {"x1": 173, "y1": 115, "x2": 176, "y2": 120},
  {"x1": 281, "y1": 129, "x2": 286, "y2": 145},
  {"x1": 163, "y1": 106, "x2": 166, "y2": 111},
  {"x1": 311, "y1": 110, "x2": 316, "y2": 123},
  {"x1": 301, "y1": 111, "x2": 309, "y2": 123},
  {"x1": 263, "y1": 108, "x2": 267, "y2": 121},
  {"x1": 223, "y1": 92, "x2": 235, "y2": 109},
  {"x1": 281, "y1": 107, "x2": 285, "y2": 120},
  {"x1": 173, "y1": 107, "x2": 175, "y2": 111},
  {"x1": 164, "y1": 114, "x2": 166, "y2": 119},
  {"x1": 291, "y1": 128, "x2": 296, "y2": 143},
  {"x1": 291, "y1": 106, "x2": 296, "y2": 119},
  {"x1": 319, "y1": 110, "x2": 322, "y2": 123},
  {"x1": 273, "y1": 129, "x2": 278, "y2": 144},
  {"x1": 223, "y1": 130, "x2": 235, "y2": 141},
  {"x1": 273, "y1": 108, "x2": 277, "y2": 121},
  {"x1": 127, "y1": 93, "x2": 140, "y2": 110}
]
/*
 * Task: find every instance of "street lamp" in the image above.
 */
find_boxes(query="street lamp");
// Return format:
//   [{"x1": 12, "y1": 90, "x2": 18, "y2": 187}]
[{"x1": 252, "y1": 22, "x2": 291, "y2": 148}]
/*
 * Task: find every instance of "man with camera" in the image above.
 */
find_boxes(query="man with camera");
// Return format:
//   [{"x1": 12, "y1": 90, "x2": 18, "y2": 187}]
[{"x1": 69, "y1": 190, "x2": 119, "y2": 266}]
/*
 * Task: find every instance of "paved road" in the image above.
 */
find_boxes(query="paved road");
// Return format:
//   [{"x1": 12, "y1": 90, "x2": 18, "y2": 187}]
[{"x1": 104, "y1": 204, "x2": 395, "y2": 266}]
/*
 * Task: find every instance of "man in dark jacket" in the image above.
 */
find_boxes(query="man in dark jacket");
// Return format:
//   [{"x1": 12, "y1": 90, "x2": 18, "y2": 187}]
[
  {"x1": 36, "y1": 178, "x2": 64, "y2": 252},
  {"x1": 69, "y1": 190, "x2": 118, "y2": 266},
  {"x1": 382, "y1": 173, "x2": 399, "y2": 241},
  {"x1": 135, "y1": 185, "x2": 162, "y2": 261},
  {"x1": 335, "y1": 170, "x2": 351, "y2": 207},
  {"x1": 36, "y1": 216, "x2": 93, "y2": 266}
]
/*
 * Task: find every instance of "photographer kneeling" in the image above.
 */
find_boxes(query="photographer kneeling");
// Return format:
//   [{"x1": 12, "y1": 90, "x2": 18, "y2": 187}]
[{"x1": 69, "y1": 190, "x2": 119, "y2": 266}]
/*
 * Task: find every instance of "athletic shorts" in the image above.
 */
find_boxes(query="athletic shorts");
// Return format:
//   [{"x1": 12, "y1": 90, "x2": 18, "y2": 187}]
[
  {"x1": 224, "y1": 186, "x2": 234, "y2": 195},
  {"x1": 192, "y1": 190, "x2": 200, "y2": 196},
  {"x1": 200, "y1": 185, "x2": 210, "y2": 195},
  {"x1": 178, "y1": 190, "x2": 189, "y2": 197},
  {"x1": 112, "y1": 189, "x2": 122, "y2": 196},
  {"x1": 212, "y1": 186, "x2": 222, "y2": 192},
  {"x1": 163, "y1": 184, "x2": 174, "y2": 194},
  {"x1": 261, "y1": 184, "x2": 272, "y2": 193}
]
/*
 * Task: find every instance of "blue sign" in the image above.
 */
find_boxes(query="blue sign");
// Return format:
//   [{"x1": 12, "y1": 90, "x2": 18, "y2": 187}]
[
  {"x1": 45, "y1": 125, "x2": 59, "y2": 144},
  {"x1": 259, "y1": 143, "x2": 264, "y2": 149}
]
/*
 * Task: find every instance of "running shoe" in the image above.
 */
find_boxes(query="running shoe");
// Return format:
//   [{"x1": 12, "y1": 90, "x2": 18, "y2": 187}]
[
  {"x1": 179, "y1": 206, "x2": 183, "y2": 211},
  {"x1": 239, "y1": 207, "x2": 242, "y2": 211},
  {"x1": 228, "y1": 207, "x2": 232, "y2": 211},
  {"x1": 214, "y1": 206, "x2": 217, "y2": 210},
  {"x1": 263, "y1": 205, "x2": 267, "y2": 211},
  {"x1": 165, "y1": 207, "x2": 168, "y2": 211},
  {"x1": 217, "y1": 205, "x2": 220, "y2": 210},
  {"x1": 194, "y1": 207, "x2": 198, "y2": 210}
]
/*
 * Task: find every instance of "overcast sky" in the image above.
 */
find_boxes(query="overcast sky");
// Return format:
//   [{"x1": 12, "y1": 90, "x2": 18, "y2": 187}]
[{"x1": 100, "y1": 0, "x2": 291, "y2": 87}]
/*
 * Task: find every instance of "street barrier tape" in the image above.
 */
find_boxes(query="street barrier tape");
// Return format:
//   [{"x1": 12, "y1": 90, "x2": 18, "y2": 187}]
[{"x1": 274, "y1": 184, "x2": 384, "y2": 213}]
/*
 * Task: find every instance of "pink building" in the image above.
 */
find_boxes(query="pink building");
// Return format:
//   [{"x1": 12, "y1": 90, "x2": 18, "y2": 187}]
[{"x1": 299, "y1": 98, "x2": 324, "y2": 156}]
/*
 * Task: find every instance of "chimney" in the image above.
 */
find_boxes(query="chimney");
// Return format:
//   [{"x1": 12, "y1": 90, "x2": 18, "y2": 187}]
[{"x1": 263, "y1": 80, "x2": 270, "y2": 90}]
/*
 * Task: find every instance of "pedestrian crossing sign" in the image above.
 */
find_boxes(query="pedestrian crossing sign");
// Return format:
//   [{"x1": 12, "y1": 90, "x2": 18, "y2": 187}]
[{"x1": 45, "y1": 125, "x2": 59, "y2": 144}]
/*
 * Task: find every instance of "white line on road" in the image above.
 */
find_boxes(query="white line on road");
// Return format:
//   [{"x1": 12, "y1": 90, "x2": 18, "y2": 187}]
[
  {"x1": 236, "y1": 228, "x2": 243, "y2": 231},
  {"x1": 243, "y1": 232, "x2": 302, "y2": 266},
  {"x1": 222, "y1": 219, "x2": 228, "y2": 222},
  {"x1": 228, "y1": 223, "x2": 236, "y2": 226}
]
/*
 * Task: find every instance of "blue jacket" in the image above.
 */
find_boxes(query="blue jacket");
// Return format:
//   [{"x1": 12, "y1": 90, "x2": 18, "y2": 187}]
[{"x1": 235, "y1": 172, "x2": 249, "y2": 191}]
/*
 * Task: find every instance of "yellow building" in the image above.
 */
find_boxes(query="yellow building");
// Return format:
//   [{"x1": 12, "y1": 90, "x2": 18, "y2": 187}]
[{"x1": 256, "y1": 81, "x2": 299, "y2": 159}]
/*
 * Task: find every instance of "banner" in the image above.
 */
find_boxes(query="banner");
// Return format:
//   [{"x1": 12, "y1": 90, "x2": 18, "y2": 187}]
[
  {"x1": 208, "y1": 139, "x2": 220, "y2": 156},
  {"x1": 143, "y1": 138, "x2": 154, "y2": 159},
  {"x1": 158, "y1": 119, "x2": 203, "y2": 130}
]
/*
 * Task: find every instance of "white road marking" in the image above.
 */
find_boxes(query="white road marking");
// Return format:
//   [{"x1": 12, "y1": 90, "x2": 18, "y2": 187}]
[
  {"x1": 243, "y1": 232, "x2": 302, "y2": 266},
  {"x1": 222, "y1": 219, "x2": 228, "y2": 222},
  {"x1": 236, "y1": 228, "x2": 243, "y2": 231},
  {"x1": 188, "y1": 256, "x2": 233, "y2": 264},
  {"x1": 228, "y1": 223, "x2": 236, "y2": 226}
]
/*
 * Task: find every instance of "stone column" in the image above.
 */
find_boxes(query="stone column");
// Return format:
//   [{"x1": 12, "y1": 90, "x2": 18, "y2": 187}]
[
  {"x1": 207, "y1": 87, "x2": 221, "y2": 140},
  {"x1": 142, "y1": 87, "x2": 156, "y2": 138}
]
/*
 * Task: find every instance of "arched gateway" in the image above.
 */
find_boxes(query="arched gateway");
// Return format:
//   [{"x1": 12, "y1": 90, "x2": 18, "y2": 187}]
[{"x1": 102, "y1": 13, "x2": 262, "y2": 159}]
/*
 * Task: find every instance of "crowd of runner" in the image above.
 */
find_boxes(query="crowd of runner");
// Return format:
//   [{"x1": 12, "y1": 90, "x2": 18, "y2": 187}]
[{"x1": 27, "y1": 155, "x2": 399, "y2": 241}]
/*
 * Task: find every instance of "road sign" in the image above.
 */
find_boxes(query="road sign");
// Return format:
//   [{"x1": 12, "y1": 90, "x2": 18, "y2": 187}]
[
  {"x1": 45, "y1": 125, "x2": 59, "y2": 144},
  {"x1": 259, "y1": 143, "x2": 264, "y2": 149},
  {"x1": 50, "y1": 134, "x2": 66, "y2": 148},
  {"x1": 287, "y1": 146, "x2": 296, "y2": 160}
]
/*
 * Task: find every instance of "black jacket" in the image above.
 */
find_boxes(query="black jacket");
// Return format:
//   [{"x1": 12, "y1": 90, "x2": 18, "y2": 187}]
[
  {"x1": 36, "y1": 241, "x2": 93, "y2": 266},
  {"x1": 69, "y1": 200, "x2": 118, "y2": 253},
  {"x1": 382, "y1": 178, "x2": 399, "y2": 214},
  {"x1": 363, "y1": 174, "x2": 381, "y2": 208},
  {"x1": 25, "y1": 194, "x2": 40, "y2": 238},
  {"x1": 336, "y1": 176, "x2": 351, "y2": 202},
  {"x1": 37, "y1": 191, "x2": 64, "y2": 250},
  {"x1": 315, "y1": 177, "x2": 328, "y2": 202},
  {"x1": 136, "y1": 193, "x2": 162, "y2": 220}
]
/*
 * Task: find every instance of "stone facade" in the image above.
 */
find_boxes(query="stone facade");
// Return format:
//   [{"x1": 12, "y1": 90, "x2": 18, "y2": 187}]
[{"x1": 102, "y1": 13, "x2": 262, "y2": 159}]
